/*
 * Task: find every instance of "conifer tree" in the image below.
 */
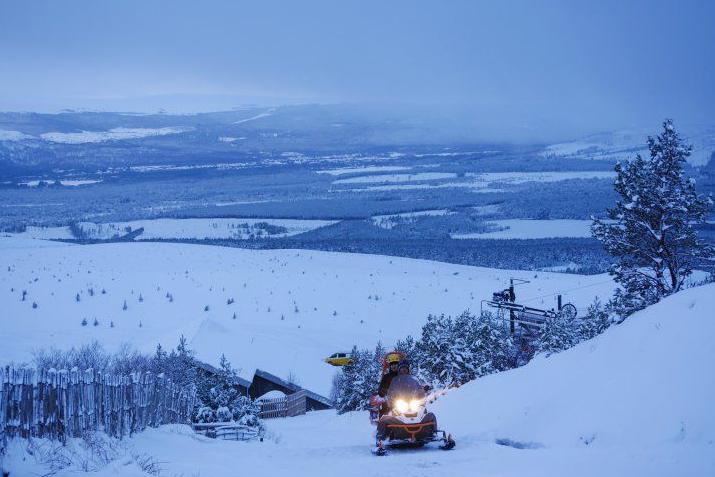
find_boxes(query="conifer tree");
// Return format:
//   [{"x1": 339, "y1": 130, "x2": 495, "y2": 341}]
[
  {"x1": 471, "y1": 311, "x2": 514, "y2": 375},
  {"x1": 537, "y1": 313, "x2": 577, "y2": 355},
  {"x1": 592, "y1": 119, "x2": 713, "y2": 316},
  {"x1": 578, "y1": 298, "x2": 611, "y2": 341}
]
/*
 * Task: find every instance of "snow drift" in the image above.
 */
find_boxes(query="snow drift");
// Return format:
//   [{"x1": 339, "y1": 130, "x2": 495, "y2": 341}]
[{"x1": 434, "y1": 283, "x2": 715, "y2": 451}]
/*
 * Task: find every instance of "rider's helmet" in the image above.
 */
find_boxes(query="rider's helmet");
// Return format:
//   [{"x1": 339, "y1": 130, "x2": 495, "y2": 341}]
[{"x1": 382, "y1": 351, "x2": 405, "y2": 373}]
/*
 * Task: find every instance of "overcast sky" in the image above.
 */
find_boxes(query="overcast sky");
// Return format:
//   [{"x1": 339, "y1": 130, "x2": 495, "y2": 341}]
[{"x1": 1, "y1": 0, "x2": 713, "y2": 132}]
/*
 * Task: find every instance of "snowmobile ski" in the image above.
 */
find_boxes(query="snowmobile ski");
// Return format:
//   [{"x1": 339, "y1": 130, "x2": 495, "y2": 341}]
[
  {"x1": 372, "y1": 440, "x2": 388, "y2": 456},
  {"x1": 440, "y1": 433, "x2": 456, "y2": 450}
]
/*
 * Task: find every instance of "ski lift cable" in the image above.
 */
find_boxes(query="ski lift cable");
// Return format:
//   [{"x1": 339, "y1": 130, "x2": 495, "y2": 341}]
[{"x1": 518, "y1": 279, "x2": 613, "y2": 304}]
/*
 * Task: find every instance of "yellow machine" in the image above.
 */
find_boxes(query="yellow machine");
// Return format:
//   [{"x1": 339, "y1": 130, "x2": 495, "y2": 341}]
[{"x1": 324, "y1": 352, "x2": 354, "y2": 366}]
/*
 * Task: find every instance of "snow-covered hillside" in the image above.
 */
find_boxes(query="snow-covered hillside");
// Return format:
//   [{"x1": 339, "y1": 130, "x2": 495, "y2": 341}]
[
  {"x1": 0, "y1": 237, "x2": 614, "y2": 397},
  {"x1": 4, "y1": 273, "x2": 712, "y2": 477},
  {"x1": 541, "y1": 127, "x2": 715, "y2": 166}
]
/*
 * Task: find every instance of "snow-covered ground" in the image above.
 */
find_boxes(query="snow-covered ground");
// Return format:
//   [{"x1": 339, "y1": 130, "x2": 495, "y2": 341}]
[
  {"x1": 541, "y1": 128, "x2": 715, "y2": 166},
  {"x1": 18, "y1": 179, "x2": 102, "y2": 187},
  {"x1": 4, "y1": 281, "x2": 712, "y2": 477},
  {"x1": 40, "y1": 127, "x2": 193, "y2": 144},
  {"x1": 234, "y1": 108, "x2": 275, "y2": 124},
  {"x1": 451, "y1": 219, "x2": 593, "y2": 239},
  {"x1": 0, "y1": 129, "x2": 32, "y2": 141},
  {"x1": 0, "y1": 237, "x2": 614, "y2": 397},
  {"x1": 6, "y1": 218, "x2": 337, "y2": 241}
]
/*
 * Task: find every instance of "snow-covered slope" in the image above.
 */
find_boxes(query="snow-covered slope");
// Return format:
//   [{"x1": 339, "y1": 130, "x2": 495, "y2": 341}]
[
  {"x1": 4, "y1": 279, "x2": 712, "y2": 477},
  {"x1": 435, "y1": 283, "x2": 715, "y2": 448},
  {"x1": 0, "y1": 237, "x2": 613, "y2": 397},
  {"x1": 541, "y1": 127, "x2": 715, "y2": 166}
]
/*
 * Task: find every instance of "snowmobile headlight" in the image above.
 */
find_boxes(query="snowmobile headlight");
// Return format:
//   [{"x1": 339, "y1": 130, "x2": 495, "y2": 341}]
[
  {"x1": 394, "y1": 399, "x2": 409, "y2": 414},
  {"x1": 409, "y1": 399, "x2": 423, "y2": 412}
]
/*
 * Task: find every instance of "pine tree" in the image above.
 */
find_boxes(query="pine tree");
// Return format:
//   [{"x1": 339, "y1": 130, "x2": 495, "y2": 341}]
[
  {"x1": 592, "y1": 119, "x2": 713, "y2": 316},
  {"x1": 578, "y1": 298, "x2": 611, "y2": 341},
  {"x1": 537, "y1": 313, "x2": 577, "y2": 355},
  {"x1": 418, "y1": 313, "x2": 473, "y2": 387},
  {"x1": 166, "y1": 335, "x2": 197, "y2": 388},
  {"x1": 335, "y1": 346, "x2": 379, "y2": 413},
  {"x1": 471, "y1": 311, "x2": 514, "y2": 376}
]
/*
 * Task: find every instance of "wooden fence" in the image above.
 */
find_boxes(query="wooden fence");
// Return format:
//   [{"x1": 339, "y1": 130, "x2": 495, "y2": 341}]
[
  {"x1": 259, "y1": 390, "x2": 307, "y2": 419},
  {"x1": 0, "y1": 367, "x2": 196, "y2": 449},
  {"x1": 192, "y1": 422, "x2": 262, "y2": 441}
]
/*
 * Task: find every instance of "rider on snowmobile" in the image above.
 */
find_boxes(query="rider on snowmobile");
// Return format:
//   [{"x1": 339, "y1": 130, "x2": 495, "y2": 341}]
[
  {"x1": 371, "y1": 351, "x2": 404, "y2": 418},
  {"x1": 372, "y1": 357, "x2": 455, "y2": 455},
  {"x1": 378, "y1": 351, "x2": 403, "y2": 397},
  {"x1": 375, "y1": 359, "x2": 433, "y2": 441}
]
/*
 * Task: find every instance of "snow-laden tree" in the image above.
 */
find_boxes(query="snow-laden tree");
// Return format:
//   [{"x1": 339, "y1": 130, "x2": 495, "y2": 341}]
[
  {"x1": 578, "y1": 298, "x2": 611, "y2": 341},
  {"x1": 163, "y1": 335, "x2": 198, "y2": 389},
  {"x1": 592, "y1": 119, "x2": 713, "y2": 316},
  {"x1": 537, "y1": 313, "x2": 578, "y2": 355},
  {"x1": 194, "y1": 354, "x2": 263, "y2": 428},
  {"x1": 470, "y1": 311, "x2": 514, "y2": 376},
  {"x1": 334, "y1": 346, "x2": 380, "y2": 413},
  {"x1": 418, "y1": 313, "x2": 475, "y2": 387}
]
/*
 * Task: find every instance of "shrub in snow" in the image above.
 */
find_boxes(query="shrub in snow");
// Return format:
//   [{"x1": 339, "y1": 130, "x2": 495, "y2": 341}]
[
  {"x1": 227, "y1": 298, "x2": 234, "y2": 305},
  {"x1": 76, "y1": 293, "x2": 81, "y2": 302},
  {"x1": 93, "y1": 318, "x2": 99, "y2": 327},
  {"x1": 34, "y1": 341, "x2": 111, "y2": 372},
  {"x1": 122, "y1": 300, "x2": 127, "y2": 311},
  {"x1": 81, "y1": 318, "x2": 88, "y2": 326},
  {"x1": 216, "y1": 406, "x2": 233, "y2": 422},
  {"x1": 195, "y1": 406, "x2": 216, "y2": 423},
  {"x1": 138, "y1": 294, "x2": 143, "y2": 302},
  {"x1": 204, "y1": 305, "x2": 209, "y2": 311},
  {"x1": 32, "y1": 301, "x2": 38, "y2": 309},
  {"x1": 592, "y1": 119, "x2": 714, "y2": 318}
]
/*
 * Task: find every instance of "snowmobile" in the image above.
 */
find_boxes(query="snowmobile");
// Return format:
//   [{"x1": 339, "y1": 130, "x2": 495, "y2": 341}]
[{"x1": 371, "y1": 375, "x2": 455, "y2": 456}]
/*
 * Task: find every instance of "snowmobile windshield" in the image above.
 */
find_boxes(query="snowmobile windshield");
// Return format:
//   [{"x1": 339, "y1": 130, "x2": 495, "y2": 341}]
[{"x1": 386, "y1": 375, "x2": 425, "y2": 401}]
